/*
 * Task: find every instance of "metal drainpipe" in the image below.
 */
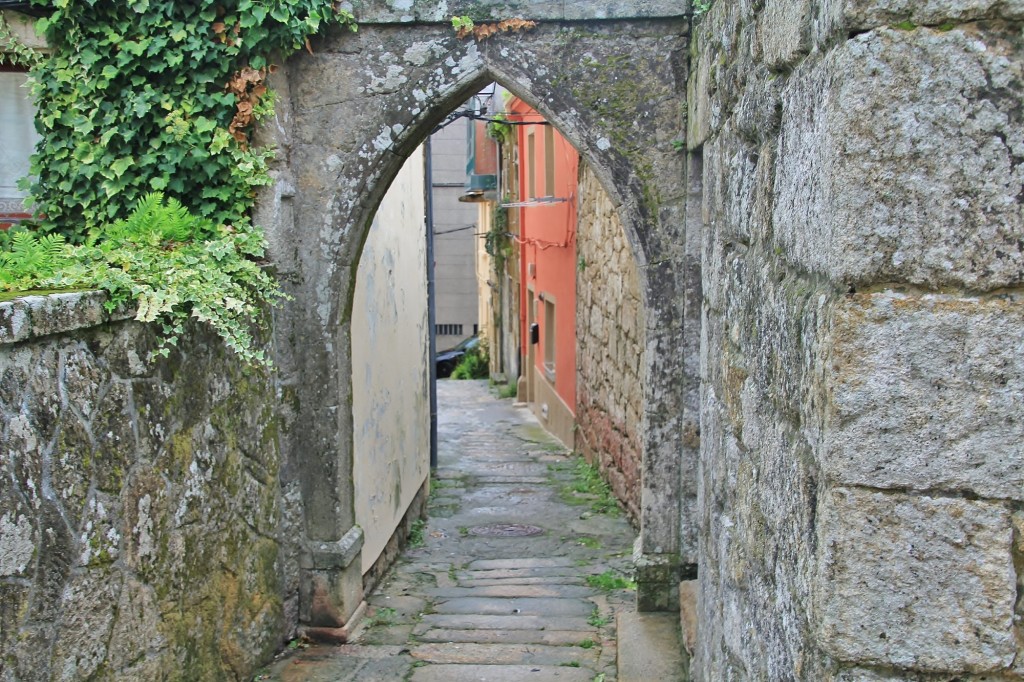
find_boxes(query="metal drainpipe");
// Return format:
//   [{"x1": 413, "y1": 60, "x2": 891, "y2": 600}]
[{"x1": 425, "y1": 136, "x2": 439, "y2": 470}]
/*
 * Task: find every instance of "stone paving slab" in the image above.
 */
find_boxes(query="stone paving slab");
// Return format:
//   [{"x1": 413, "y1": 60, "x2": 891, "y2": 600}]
[
  {"x1": 416, "y1": 628, "x2": 597, "y2": 645},
  {"x1": 468, "y1": 557, "x2": 580, "y2": 569},
  {"x1": 431, "y1": 597, "x2": 595, "y2": 617},
  {"x1": 409, "y1": 664, "x2": 598, "y2": 682},
  {"x1": 414, "y1": 614, "x2": 595, "y2": 632},
  {"x1": 455, "y1": 567, "x2": 595, "y2": 580},
  {"x1": 410, "y1": 642, "x2": 600, "y2": 667},
  {"x1": 262, "y1": 381, "x2": 638, "y2": 681},
  {"x1": 458, "y1": 576, "x2": 589, "y2": 587},
  {"x1": 424, "y1": 584, "x2": 595, "y2": 599}
]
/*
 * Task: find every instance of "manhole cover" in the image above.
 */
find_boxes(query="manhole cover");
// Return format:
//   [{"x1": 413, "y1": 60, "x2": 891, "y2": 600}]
[{"x1": 468, "y1": 523, "x2": 545, "y2": 537}]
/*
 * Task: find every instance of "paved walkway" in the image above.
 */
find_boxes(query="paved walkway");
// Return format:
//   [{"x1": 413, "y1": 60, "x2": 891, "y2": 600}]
[{"x1": 261, "y1": 379, "x2": 639, "y2": 681}]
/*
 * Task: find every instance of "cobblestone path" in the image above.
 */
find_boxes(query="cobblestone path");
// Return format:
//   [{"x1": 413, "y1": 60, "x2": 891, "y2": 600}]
[{"x1": 261, "y1": 379, "x2": 638, "y2": 681}]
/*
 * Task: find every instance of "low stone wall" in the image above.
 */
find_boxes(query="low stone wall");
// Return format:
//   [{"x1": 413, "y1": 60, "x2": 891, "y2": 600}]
[
  {"x1": 575, "y1": 163, "x2": 645, "y2": 525},
  {"x1": 0, "y1": 292, "x2": 289, "y2": 681},
  {"x1": 690, "y1": 1, "x2": 1024, "y2": 679}
]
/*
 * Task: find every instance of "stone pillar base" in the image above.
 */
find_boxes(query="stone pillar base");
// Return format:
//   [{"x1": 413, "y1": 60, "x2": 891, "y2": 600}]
[
  {"x1": 634, "y1": 539, "x2": 681, "y2": 612},
  {"x1": 299, "y1": 526, "x2": 365, "y2": 628},
  {"x1": 299, "y1": 600, "x2": 368, "y2": 644}
]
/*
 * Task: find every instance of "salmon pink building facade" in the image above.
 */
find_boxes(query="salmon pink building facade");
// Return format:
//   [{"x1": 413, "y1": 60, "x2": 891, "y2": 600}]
[{"x1": 506, "y1": 96, "x2": 579, "y2": 447}]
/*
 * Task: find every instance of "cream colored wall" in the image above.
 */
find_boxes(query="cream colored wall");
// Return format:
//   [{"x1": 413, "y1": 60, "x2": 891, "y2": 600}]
[
  {"x1": 352, "y1": 145, "x2": 430, "y2": 574},
  {"x1": 476, "y1": 200, "x2": 494, "y2": 356}
]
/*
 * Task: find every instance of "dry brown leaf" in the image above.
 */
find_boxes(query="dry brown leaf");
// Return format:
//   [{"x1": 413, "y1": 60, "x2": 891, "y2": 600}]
[{"x1": 467, "y1": 18, "x2": 538, "y2": 41}]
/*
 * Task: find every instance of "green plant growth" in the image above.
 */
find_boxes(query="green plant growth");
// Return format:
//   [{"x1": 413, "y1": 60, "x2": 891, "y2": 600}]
[
  {"x1": 408, "y1": 518, "x2": 427, "y2": 548},
  {"x1": 451, "y1": 15, "x2": 475, "y2": 34},
  {"x1": 0, "y1": 193, "x2": 285, "y2": 366},
  {"x1": 576, "y1": 536, "x2": 601, "y2": 549},
  {"x1": 0, "y1": 11, "x2": 41, "y2": 67},
  {"x1": 484, "y1": 201, "x2": 511, "y2": 273},
  {"x1": 451, "y1": 344, "x2": 489, "y2": 380},
  {"x1": 586, "y1": 570, "x2": 636, "y2": 592},
  {"x1": 25, "y1": 0, "x2": 355, "y2": 241},
  {"x1": 578, "y1": 638, "x2": 596, "y2": 649},
  {"x1": 367, "y1": 606, "x2": 397, "y2": 627},
  {"x1": 587, "y1": 609, "x2": 611, "y2": 628},
  {"x1": 558, "y1": 458, "x2": 620, "y2": 516},
  {"x1": 693, "y1": 0, "x2": 714, "y2": 16},
  {"x1": 485, "y1": 113, "x2": 513, "y2": 145}
]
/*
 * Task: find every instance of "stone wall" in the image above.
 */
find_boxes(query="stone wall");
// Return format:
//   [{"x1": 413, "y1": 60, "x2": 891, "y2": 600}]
[
  {"x1": 690, "y1": 1, "x2": 1024, "y2": 679},
  {"x1": 575, "y1": 162, "x2": 645, "y2": 525},
  {"x1": 0, "y1": 293, "x2": 290, "y2": 681}
]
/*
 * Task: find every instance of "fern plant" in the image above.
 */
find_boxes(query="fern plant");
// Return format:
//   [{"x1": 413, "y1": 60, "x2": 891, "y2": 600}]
[
  {"x1": 0, "y1": 231, "x2": 73, "y2": 288},
  {"x1": 0, "y1": 194, "x2": 285, "y2": 366}
]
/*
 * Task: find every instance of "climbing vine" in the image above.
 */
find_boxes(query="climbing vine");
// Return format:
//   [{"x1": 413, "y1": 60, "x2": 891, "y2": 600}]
[
  {"x1": 484, "y1": 200, "x2": 511, "y2": 273},
  {"x1": 485, "y1": 113, "x2": 513, "y2": 145},
  {"x1": 0, "y1": 11, "x2": 41, "y2": 67},
  {"x1": 1, "y1": 0, "x2": 356, "y2": 366},
  {"x1": 25, "y1": 0, "x2": 355, "y2": 240}
]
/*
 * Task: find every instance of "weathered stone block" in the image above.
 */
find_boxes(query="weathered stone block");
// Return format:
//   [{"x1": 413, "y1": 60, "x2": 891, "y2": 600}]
[
  {"x1": 0, "y1": 292, "x2": 114, "y2": 345},
  {"x1": 30, "y1": 501, "x2": 74, "y2": 623},
  {"x1": 815, "y1": 488, "x2": 1016, "y2": 672},
  {"x1": 823, "y1": 292, "x2": 1024, "y2": 500},
  {"x1": 832, "y1": 668, "x2": 1022, "y2": 681},
  {"x1": 50, "y1": 413, "x2": 94, "y2": 531},
  {"x1": 688, "y1": 0, "x2": 758, "y2": 149},
  {"x1": 813, "y1": 0, "x2": 1024, "y2": 47},
  {"x1": 0, "y1": 505, "x2": 34, "y2": 579},
  {"x1": 0, "y1": 583, "x2": 31, "y2": 653},
  {"x1": 49, "y1": 571, "x2": 123, "y2": 681},
  {"x1": 759, "y1": 0, "x2": 812, "y2": 68},
  {"x1": 105, "y1": 578, "x2": 165, "y2": 673},
  {"x1": 301, "y1": 563, "x2": 364, "y2": 628},
  {"x1": 343, "y1": 0, "x2": 687, "y2": 23},
  {"x1": 774, "y1": 26, "x2": 1024, "y2": 290}
]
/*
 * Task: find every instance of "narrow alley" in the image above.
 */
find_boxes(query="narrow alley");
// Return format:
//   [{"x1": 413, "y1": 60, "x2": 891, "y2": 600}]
[{"x1": 261, "y1": 380, "x2": 639, "y2": 681}]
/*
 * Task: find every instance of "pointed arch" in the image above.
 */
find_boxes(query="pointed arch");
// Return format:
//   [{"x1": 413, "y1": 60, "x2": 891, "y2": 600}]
[{"x1": 269, "y1": 17, "x2": 692, "y2": 627}]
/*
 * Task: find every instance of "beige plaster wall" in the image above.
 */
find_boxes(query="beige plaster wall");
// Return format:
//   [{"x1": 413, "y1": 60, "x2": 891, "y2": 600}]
[{"x1": 352, "y1": 145, "x2": 430, "y2": 574}]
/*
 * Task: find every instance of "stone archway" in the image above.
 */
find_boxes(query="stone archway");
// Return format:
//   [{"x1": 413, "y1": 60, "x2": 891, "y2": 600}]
[{"x1": 257, "y1": 12, "x2": 693, "y2": 626}]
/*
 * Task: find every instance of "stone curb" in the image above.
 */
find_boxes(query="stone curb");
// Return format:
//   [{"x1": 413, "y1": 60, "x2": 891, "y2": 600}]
[{"x1": 0, "y1": 290, "x2": 133, "y2": 346}]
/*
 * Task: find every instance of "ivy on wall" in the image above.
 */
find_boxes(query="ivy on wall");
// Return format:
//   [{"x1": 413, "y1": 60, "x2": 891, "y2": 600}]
[
  {"x1": 0, "y1": 0, "x2": 355, "y2": 366},
  {"x1": 25, "y1": 0, "x2": 354, "y2": 240},
  {"x1": 0, "y1": 11, "x2": 41, "y2": 67}
]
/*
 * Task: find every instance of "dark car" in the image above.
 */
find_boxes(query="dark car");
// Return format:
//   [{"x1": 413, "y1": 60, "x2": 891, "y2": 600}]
[{"x1": 435, "y1": 335, "x2": 480, "y2": 379}]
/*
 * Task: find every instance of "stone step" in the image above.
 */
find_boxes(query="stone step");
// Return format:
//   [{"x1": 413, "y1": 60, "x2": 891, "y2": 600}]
[
  {"x1": 425, "y1": 584, "x2": 595, "y2": 599},
  {"x1": 468, "y1": 557, "x2": 579, "y2": 569},
  {"x1": 616, "y1": 611, "x2": 688, "y2": 682},
  {"x1": 410, "y1": 642, "x2": 599, "y2": 667},
  {"x1": 410, "y1": 664, "x2": 597, "y2": 682},
  {"x1": 432, "y1": 597, "x2": 595, "y2": 617},
  {"x1": 457, "y1": 567, "x2": 593, "y2": 580},
  {"x1": 415, "y1": 628, "x2": 598, "y2": 646},
  {"x1": 458, "y1": 576, "x2": 588, "y2": 588},
  {"x1": 415, "y1": 614, "x2": 594, "y2": 632}
]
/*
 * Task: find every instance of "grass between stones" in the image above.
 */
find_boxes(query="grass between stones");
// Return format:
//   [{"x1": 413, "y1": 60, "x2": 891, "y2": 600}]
[
  {"x1": 549, "y1": 457, "x2": 620, "y2": 516},
  {"x1": 586, "y1": 570, "x2": 636, "y2": 592}
]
